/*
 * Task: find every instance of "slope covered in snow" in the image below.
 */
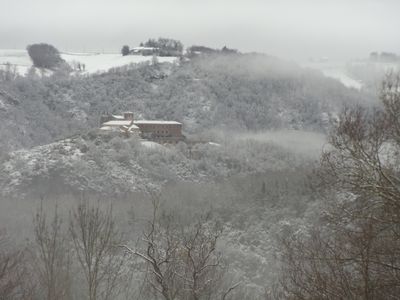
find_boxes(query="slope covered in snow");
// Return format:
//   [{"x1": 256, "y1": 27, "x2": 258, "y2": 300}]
[
  {"x1": 61, "y1": 52, "x2": 177, "y2": 73},
  {"x1": 0, "y1": 129, "x2": 316, "y2": 199}
]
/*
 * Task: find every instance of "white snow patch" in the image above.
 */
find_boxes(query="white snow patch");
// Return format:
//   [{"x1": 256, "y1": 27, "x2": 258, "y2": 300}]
[
  {"x1": 0, "y1": 49, "x2": 32, "y2": 76},
  {"x1": 207, "y1": 142, "x2": 221, "y2": 147},
  {"x1": 61, "y1": 52, "x2": 177, "y2": 74},
  {"x1": 140, "y1": 140, "x2": 164, "y2": 149},
  {"x1": 0, "y1": 98, "x2": 6, "y2": 110}
]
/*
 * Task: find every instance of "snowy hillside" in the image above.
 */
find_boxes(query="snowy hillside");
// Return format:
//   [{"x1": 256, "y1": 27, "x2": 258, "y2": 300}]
[
  {"x1": 61, "y1": 51, "x2": 177, "y2": 73},
  {"x1": 0, "y1": 49, "x2": 177, "y2": 75},
  {"x1": 0, "y1": 129, "x2": 316, "y2": 199},
  {"x1": 0, "y1": 136, "x2": 174, "y2": 198},
  {"x1": 301, "y1": 60, "x2": 363, "y2": 90},
  {"x1": 0, "y1": 52, "x2": 368, "y2": 155}
]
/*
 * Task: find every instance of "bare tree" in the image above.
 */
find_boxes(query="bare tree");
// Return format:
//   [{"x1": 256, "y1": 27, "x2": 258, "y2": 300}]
[
  {"x1": 0, "y1": 230, "x2": 33, "y2": 300},
  {"x1": 33, "y1": 204, "x2": 71, "y2": 300},
  {"x1": 182, "y1": 218, "x2": 223, "y2": 300},
  {"x1": 276, "y1": 73, "x2": 400, "y2": 299},
  {"x1": 122, "y1": 199, "x2": 238, "y2": 300},
  {"x1": 69, "y1": 201, "x2": 125, "y2": 300}
]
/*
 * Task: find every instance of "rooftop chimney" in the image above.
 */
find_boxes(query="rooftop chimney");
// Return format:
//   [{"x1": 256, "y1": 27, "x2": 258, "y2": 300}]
[{"x1": 123, "y1": 111, "x2": 134, "y2": 121}]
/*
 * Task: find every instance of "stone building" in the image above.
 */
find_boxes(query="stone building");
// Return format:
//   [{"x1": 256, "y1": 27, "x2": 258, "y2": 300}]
[
  {"x1": 134, "y1": 120, "x2": 183, "y2": 142},
  {"x1": 100, "y1": 112, "x2": 184, "y2": 143}
]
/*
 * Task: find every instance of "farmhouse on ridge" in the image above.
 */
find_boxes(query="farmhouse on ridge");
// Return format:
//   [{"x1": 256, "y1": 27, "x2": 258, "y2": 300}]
[
  {"x1": 100, "y1": 111, "x2": 184, "y2": 143},
  {"x1": 129, "y1": 47, "x2": 159, "y2": 56}
]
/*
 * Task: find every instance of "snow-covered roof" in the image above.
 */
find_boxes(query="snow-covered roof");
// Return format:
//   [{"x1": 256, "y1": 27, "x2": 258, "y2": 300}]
[
  {"x1": 103, "y1": 120, "x2": 133, "y2": 126},
  {"x1": 134, "y1": 120, "x2": 182, "y2": 125},
  {"x1": 111, "y1": 114, "x2": 125, "y2": 120},
  {"x1": 100, "y1": 126, "x2": 120, "y2": 131},
  {"x1": 140, "y1": 140, "x2": 164, "y2": 149},
  {"x1": 126, "y1": 124, "x2": 139, "y2": 130},
  {"x1": 100, "y1": 124, "x2": 139, "y2": 133}
]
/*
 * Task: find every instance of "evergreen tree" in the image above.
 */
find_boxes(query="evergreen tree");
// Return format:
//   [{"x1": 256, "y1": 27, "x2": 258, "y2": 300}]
[{"x1": 121, "y1": 45, "x2": 130, "y2": 56}]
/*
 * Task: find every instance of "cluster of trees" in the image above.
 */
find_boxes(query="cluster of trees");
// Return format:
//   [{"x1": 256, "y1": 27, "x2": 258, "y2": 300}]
[
  {"x1": 0, "y1": 198, "x2": 243, "y2": 300},
  {"x1": 26, "y1": 43, "x2": 65, "y2": 70},
  {"x1": 186, "y1": 46, "x2": 238, "y2": 58},
  {"x1": 187, "y1": 45, "x2": 219, "y2": 55},
  {"x1": 121, "y1": 38, "x2": 184, "y2": 57},
  {"x1": 276, "y1": 74, "x2": 400, "y2": 299},
  {"x1": 141, "y1": 38, "x2": 183, "y2": 56},
  {"x1": 0, "y1": 201, "x2": 122, "y2": 299}
]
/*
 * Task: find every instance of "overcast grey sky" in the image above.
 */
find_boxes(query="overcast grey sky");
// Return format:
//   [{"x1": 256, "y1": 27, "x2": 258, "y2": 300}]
[{"x1": 1, "y1": 0, "x2": 399, "y2": 61}]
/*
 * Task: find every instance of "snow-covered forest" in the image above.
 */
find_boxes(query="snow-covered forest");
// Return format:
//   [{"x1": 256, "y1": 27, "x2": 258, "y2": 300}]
[
  {"x1": 1, "y1": 0, "x2": 400, "y2": 298},
  {"x1": 1, "y1": 43, "x2": 398, "y2": 298}
]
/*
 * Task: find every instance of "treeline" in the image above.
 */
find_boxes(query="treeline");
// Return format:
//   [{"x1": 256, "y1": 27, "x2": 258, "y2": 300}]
[
  {"x1": 121, "y1": 37, "x2": 238, "y2": 58},
  {"x1": 121, "y1": 37, "x2": 184, "y2": 57}
]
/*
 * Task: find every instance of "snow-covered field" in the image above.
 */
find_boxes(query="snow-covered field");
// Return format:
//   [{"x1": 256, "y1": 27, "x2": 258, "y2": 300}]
[
  {"x1": 0, "y1": 49, "x2": 31, "y2": 75},
  {"x1": 61, "y1": 51, "x2": 177, "y2": 73},
  {"x1": 0, "y1": 49, "x2": 177, "y2": 75}
]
